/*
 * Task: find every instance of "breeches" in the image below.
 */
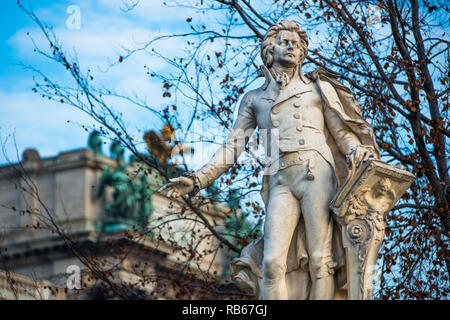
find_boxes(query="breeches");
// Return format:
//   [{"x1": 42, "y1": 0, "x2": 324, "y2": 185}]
[{"x1": 262, "y1": 151, "x2": 338, "y2": 282}]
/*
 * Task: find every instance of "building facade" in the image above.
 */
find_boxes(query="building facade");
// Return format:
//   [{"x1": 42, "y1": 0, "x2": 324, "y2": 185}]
[{"x1": 0, "y1": 148, "x2": 235, "y2": 299}]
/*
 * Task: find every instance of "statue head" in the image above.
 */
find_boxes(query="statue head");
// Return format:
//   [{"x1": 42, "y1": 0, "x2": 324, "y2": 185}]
[{"x1": 261, "y1": 20, "x2": 309, "y2": 69}]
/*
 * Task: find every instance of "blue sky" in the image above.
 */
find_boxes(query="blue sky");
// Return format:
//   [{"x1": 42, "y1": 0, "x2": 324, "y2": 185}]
[{"x1": 0, "y1": 0, "x2": 200, "y2": 164}]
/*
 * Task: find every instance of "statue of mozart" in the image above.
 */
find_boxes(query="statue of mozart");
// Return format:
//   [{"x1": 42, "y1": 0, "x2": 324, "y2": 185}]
[{"x1": 160, "y1": 20, "x2": 382, "y2": 299}]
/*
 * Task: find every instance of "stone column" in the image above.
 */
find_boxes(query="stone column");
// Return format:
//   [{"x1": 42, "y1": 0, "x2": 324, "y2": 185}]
[{"x1": 331, "y1": 160, "x2": 415, "y2": 300}]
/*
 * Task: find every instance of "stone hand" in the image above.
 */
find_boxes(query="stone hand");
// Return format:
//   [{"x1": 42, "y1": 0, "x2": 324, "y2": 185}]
[
  {"x1": 348, "y1": 145, "x2": 376, "y2": 168},
  {"x1": 158, "y1": 176, "x2": 195, "y2": 198}
]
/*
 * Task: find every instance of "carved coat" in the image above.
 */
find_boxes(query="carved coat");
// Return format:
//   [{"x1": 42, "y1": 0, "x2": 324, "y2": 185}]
[
  {"x1": 194, "y1": 65, "x2": 380, "y2": 299},
  {"x1": 194, "y1": 66, "x2": 379, "y2": 189}
]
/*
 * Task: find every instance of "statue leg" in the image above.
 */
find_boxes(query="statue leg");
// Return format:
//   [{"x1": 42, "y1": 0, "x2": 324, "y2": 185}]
[
  {"x1": 295, "y1": 156, "x2": 337, "y2": 300},
  {"x1": 261, "y1": 182, "x2": 300, "y2": 300}
]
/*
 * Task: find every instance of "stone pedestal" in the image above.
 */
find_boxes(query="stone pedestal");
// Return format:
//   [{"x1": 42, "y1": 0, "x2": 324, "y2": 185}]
[{"x1": 330, "y1": 160, "x2": 414, "y2": 299}]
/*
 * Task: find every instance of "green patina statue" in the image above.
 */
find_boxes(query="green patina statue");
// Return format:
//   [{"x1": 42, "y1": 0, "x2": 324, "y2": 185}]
[
  {"x1": 87, "y1": 130, "x2": 103, "y2": 157},
  {"x1": 96, "y1": 138, "x2": 157, "y2": 230}
]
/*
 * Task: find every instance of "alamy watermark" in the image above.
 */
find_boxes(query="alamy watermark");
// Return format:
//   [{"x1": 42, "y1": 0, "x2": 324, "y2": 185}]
[
  {"x1": 38, "y1": 264, "x2": 80, "y2": 300},
  {"x1": 66, "y1": 264, "x2": 81, "y2": 290},
  {"x1": 66, "y1": 5, "x2": 81, "y2": 30}
]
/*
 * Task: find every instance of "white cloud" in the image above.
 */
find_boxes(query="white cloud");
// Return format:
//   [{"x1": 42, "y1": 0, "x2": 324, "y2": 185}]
[
  {"x1": 8, "y1": 1, "x2": 192, "y2": 95},
  {"x1": 1, "y1": 0, "x2": 221, "y2": 164}
]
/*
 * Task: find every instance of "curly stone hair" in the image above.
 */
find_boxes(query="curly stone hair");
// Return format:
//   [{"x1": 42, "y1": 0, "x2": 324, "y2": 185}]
[{"x1": 261, "y1": 20, "x2": 309, "y2": 68}]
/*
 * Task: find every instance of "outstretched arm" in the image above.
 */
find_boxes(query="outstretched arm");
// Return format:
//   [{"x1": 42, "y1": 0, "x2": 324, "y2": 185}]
[
  {"x1": 194, "y1": 91, "x2": 257, "y2": 189},
  {"x1": 159, "y1": 92, "x2": 257, "y2": 198}
]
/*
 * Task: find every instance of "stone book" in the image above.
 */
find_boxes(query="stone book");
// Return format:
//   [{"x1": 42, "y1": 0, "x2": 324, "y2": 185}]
[{"x1": 330, "y1": 159, "x2": 415, "y2": 218}]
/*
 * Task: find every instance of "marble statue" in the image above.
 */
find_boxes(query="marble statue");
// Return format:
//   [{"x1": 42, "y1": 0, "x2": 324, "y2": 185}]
[{"x1": 159, "y1": 20, "x2": 413, "y2": 299}]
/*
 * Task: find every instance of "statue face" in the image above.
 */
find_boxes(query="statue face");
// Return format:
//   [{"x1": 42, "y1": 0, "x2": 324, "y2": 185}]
[
  {"x1": 272, "y1": 30, "x2": 302, "y2": 68},
  {"x1": 374, "y1": 180, "x2": 390, "y2": 197}
]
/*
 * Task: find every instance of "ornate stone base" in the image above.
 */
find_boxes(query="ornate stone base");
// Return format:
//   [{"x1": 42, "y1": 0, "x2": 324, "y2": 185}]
[{"x1": 330, "y1": 160, "x2": 414, "y2": 299}]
